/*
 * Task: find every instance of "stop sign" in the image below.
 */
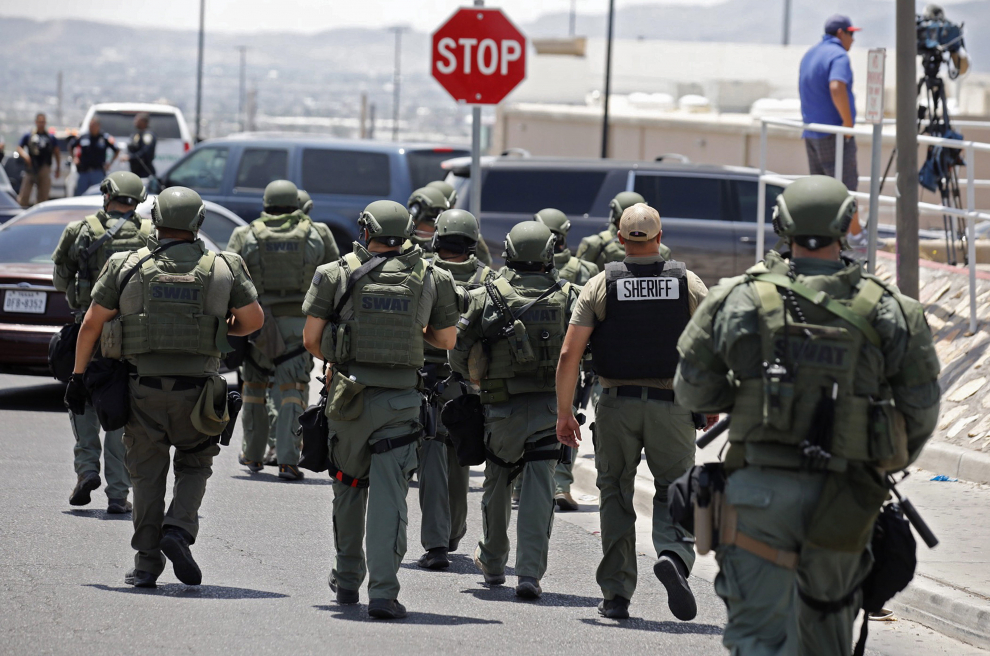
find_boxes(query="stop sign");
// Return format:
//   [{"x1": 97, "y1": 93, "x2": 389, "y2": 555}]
[{"x1": 431, "y1": 8, "x2": 527, "y2": 105}]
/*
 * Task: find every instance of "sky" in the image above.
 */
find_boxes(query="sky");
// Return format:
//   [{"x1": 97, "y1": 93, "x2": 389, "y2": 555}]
[{"x1": 0, "y1": 0, "x2": 725, "y2": 33}]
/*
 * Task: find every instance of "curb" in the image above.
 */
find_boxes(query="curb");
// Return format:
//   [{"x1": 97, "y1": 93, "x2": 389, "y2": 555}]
[
  {"x1": 914, "y1": 441, "x2": 990, "y2": 486},
  {"x1": 569, "y1": 449, "x2": 990, "y2": 650}
]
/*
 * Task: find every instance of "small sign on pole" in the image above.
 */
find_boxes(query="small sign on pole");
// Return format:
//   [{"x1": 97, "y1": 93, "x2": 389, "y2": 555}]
[
  {"x1": 866, "y1": 48, "x2": 886, "y2": 273},
  {"x1": 865, "y1": 48, "x2": 886, "y2": 124}
]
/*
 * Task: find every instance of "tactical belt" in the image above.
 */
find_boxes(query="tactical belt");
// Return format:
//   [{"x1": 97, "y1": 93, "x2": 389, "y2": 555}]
[
  {"x1": 328, "y1": 462, "x2": 369, "y2": 488},
  {"x1": 720, "y1": 498, "x2": 800, "y2": 570},
  {"x1": 486, "y1": 434, "x2": 561, "y2": 484},
  {"x1": 132, "y1": 375, "x2": 205, "y2": 392},
  {"x1": 605, "y1": 385, "x2": 675, "y2": 403},
  {"x1": 370, "y1": 433, "x2": 421, "y2": 455},
  {"x1": 273, "y1": 345, "x2": 308, "y2": 366}
]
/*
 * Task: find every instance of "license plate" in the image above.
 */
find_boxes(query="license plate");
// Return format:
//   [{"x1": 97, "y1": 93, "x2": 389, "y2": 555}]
[{"x1": 3, "y1": 290, "x2": 47, "y2": 314}]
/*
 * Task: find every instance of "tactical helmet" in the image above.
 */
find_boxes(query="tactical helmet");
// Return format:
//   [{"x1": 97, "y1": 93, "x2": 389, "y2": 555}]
[
  {"x1": 435, "y1": 209, "x2": 480, "y2": 243},
  {"x1": 407, "y1": 187, "x2": 449, "y2": 223},
  {"x1": 358, "y1": 200, "x2": 415, "y2": 247},
  {"x1": 772, "y1": 175, "x2": 856, "y2": 249},
  {"x1": 152, "y1": 187, "x2": 206, "y2": 233},
  {"x1": 426, "y1": 180, "x2": 458, "y2": 206},
  {"x1": 100, "y1": 171, "x2": 147, "y2": 205},
  {"x1": 503, "y1": 221, "x2": 555, "y2": 266},
  {"x1": 297, "y1": 189, "x2": 313, "y2": 215},
  {"x1": 263, "y1": 180, "x2": 299, "y2": 210},
  {"x1": 609, "y1": 191, "x2": 647, "y2": 225},
  {"x1": 534, "y1": 208, "x2": 571, "y2": 236}
]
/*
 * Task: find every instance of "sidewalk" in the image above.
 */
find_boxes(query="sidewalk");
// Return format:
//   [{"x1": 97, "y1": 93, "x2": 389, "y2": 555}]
[{"x1": 566, "y1": 417, "x2": 990, "y2": 651}]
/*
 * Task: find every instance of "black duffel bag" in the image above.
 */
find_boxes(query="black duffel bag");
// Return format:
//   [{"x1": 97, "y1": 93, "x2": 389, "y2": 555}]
[
  {"x1": 49, "y1": 323, "x2": 80, "y2": 383},
  {"x1": 297, "y1": 377, "x2": 330, "y2": 473},
  {"x1": 440, "y1": 393, "x2": 486, "y2": 467},
  {"x1": 852, "y1": 503, "x2": 918, "y2": 656},
  {"x1": 83, "y1": 357, "x2": 130, "y2": 431}
]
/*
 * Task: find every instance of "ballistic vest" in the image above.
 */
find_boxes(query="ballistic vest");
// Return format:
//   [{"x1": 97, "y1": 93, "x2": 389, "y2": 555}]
[
  {"x1": 728, "y1": 254, "x2": 892, "y2": 466},
  {"x1": 327, "y1": 248, "x2": 429, "y2": 385},
  {"x1": 243, "y1": 212, "x2": 324, "y2": 312},
  {"x1": 479, "y1": 272, "x2": 573, "y2": 403},
  {"x1": 554, "y1": 249, "x2": 596, "y2": 285},
  {"x1": 72, "y1": 212, "x2": 153, "y2": 310},
  {"x1": 590, "y1": 260, "x2": 690, "y2": 380},
  {"x1": 423, "y1": 255, "x2": 493, "y2": 365},
  {"x1": 117, "y1": 244, "x2": 233, "y2": 376}
]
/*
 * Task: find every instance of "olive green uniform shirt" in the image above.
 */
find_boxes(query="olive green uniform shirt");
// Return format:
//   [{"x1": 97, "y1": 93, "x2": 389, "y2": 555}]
[{"x1": 569, "y1": 253, "x2": 708, "y2": 390}]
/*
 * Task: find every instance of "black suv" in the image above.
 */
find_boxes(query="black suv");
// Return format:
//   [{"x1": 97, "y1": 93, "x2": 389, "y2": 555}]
[{"x1": 444, "y1": 155, "x2": 783, "y2": 284}]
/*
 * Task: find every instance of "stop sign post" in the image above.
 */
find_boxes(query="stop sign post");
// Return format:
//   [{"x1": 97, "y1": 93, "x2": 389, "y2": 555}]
[{"x1": 432, "y1": 4, "x2": 527, "y2": 217}]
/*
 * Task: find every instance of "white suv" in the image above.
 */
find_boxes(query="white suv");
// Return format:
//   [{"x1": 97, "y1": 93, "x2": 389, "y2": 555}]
[{"x1": 72, "y1": 103, "x2": 192, "y2": 193}]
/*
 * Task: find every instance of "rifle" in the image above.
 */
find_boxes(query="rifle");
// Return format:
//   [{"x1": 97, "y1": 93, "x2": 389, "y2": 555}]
[{"x1": 887, "y1": 472, "x2": 939, "y2": 548}]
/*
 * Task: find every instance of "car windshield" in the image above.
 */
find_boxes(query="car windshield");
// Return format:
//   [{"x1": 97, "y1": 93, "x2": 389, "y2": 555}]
[
  {"x1": 407, "y1": 149, "x2": 468, "y2": 189},
  {"x1": 0, "y1": 210, "x2": 89, "y2": 264},
  {"x1": 94, "y1": 111, "x2": 183, "y2": 139}
]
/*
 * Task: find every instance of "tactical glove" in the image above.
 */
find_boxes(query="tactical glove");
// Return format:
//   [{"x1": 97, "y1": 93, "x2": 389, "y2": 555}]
[{"x1": 65, "y1": 373, "x2": 88, "y2": 415}]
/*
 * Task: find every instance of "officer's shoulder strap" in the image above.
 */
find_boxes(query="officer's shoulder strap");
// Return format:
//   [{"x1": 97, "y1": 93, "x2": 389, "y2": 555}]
[
  {"x1": 603, "y1": 261, "x2": 628, "y2": 282},
  {"x1": 661, "y1": 260, "x2": 687, "y2": 277},
  {"x1": 249, "y1": 219, "x2": 270, "y2": 239},
  {"x1": 850, "y1": 278, "x2": 885, "y2": 320},
  {"x1": 196, "y1": 250, "x2": 218, "y2": 276},
  {"x1": 84, "y1": 214, "x2": 106, "y2": 239},
  {"x1": 138, "y1": 219, "x2": 154, "y2": 238},
  {"x1": 331, "y1": 253, "x2": 388, "y2": 320},
  {"x1": 751, "y1": 272, "x2": 882, "y2": 348}
]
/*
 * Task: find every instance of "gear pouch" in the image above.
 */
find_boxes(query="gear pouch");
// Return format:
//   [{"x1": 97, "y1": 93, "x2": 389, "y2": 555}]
[
  {"x1": 100, "y1": 316, "x2": 124, "y2": 360},
  {"x1": 762, "y1": 363, "x2": 794, "y2": 431},
  {"x1": 507, "y1": 320, "x2": 535, "y2": 364},
  {"x1": 870, "y1": 399, "x2": 909, "y2": 471},
  {"x1": 334, "y1": 324, "x2": 351, "y2": 363},
  {"x1": 326, "y1": 370, "x2": 366, "y2": 421},
  {"x1": 806, "y1": 466, "x2": 889, "y2": 553}
]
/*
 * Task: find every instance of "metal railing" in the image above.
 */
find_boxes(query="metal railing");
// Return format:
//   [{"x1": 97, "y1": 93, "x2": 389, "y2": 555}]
[{"x1": 756, "y1": 116, "x2": 990, "y2": 333}]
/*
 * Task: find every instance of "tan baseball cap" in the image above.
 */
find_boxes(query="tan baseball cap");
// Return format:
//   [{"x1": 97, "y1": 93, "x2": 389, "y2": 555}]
[{"x1": 618, "y1": 203, "x2": 661, "y2": 241}]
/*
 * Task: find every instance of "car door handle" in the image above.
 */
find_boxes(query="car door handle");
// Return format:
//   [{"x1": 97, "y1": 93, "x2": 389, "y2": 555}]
[{"x1": 739, "y1": 236, "x2": 756, "y2": 244}]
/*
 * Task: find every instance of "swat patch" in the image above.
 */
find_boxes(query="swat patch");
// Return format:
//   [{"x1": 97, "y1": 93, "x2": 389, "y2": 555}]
[
  {"x1": 616, "y1": 277, "x2": 680, "y2": 301},
  {"x1": 519, "y1": 307, "x2": 559, "y2": 323},
  {"x1": 773, "y1": 338, "x2": 852, "y2": 370},
  {"x1": 150, "y1": 285, "x2": 201, "y2": 302},
  {"x1": 265, "y1": 241, "x2": 300, "y2": 252},
  {"x1": 361, "y1": 295, "x2": 412, "y2": 313}
]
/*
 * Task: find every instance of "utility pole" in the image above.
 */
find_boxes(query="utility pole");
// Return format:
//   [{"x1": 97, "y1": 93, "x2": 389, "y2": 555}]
[
  {"x1": 569, "y1": 0, "x2": 577, "y2": 37},
  {"x1": 238, "y1": 46, "x2": 247, "y2": 132},
  {"x1": 600, "y1": 0, "x2": 615, "y2": 158},
  {"x1": 782, "y1": 0, "x2": 791, "y2": 46},
  {"x1": 896, "y1": 0, "x2": 919, "y2": 298},
  {"x1": 391, "y1": 26, "x2": 406, "y2": 142},
  {"x1": 56, "y1": 71, "x2": 63, "y2": 126},
  {"x1": 194, "y1": 0, "x2": 205, "y2": 142},
  {"x1": 360, "y1": 93, "x2": 368, "y2": 139}
]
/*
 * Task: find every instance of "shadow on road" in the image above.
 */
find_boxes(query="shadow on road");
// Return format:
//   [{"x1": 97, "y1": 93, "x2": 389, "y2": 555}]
[
  {"x1": 460, "y1": 587, "x2": 601, "y2": 607},
  {"x1": 62, "y1": 509, "x2": 130, "y2": 521},
  {"x1": 579, "y1": 617, "x2": 722, "y2": 635},
  {"x1": 314, "y1": 605, "x2": 502, "y2": 625},
  {"x1": 85, "y1": 583, "x2": 289, "y2": 599},
  {"x1": 0, "y1": 381, "x2": 66, "y2": 413}
]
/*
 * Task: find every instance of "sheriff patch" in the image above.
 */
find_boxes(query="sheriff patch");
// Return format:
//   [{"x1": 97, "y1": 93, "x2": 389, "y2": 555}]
[{"x1": 616, "y1": 277, "x2": 679, "y2": 301}]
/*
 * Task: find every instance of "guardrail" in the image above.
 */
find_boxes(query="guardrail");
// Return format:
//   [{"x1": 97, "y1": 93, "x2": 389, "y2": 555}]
[{"x1": 756, "y1": 116, "x2": 989, "y2": 334}]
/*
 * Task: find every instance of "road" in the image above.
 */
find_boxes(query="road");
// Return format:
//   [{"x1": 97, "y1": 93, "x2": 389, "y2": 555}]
[{"x1": 0, "y1": 373, "x2": 983, "y2": 655}]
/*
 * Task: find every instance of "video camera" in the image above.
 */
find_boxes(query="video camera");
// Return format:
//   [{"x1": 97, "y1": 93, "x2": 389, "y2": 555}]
[{"x1": 916, "y1": 4, "x2": 969, "y2": 80}]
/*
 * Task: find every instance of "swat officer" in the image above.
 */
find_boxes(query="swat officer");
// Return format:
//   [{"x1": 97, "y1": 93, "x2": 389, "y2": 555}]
[
  {"x1": 556, "y1": 203, "x2": 713, "y2": 621},
  {"x1": 126, "y1": 113, "x2": 157, "y2": 177},
  {"x1": 575, "y1": 191, "x2": 671, "y2": 270},
  {"x1": 73, "y1": 118, "x2": 119, "y2": 196},
  {"x1": 673, "y1": 176, "x2": 941, "y2": 654},
  {"x1": 302, "y1": 201, "x2": 459, "y2": 619},
  {"x1": 416, "y1": 209, "x2": 495, "y2": 571},
  {"x1": 426, "y1": 179, "x2": 493, "y2": 266},
  {"x1": 228, "y1": 180, "x2": 339, "y2": 480},
  {"x1": 52, "y1": 171, "x2": 154, "y2": 514},
  {"x1": 67, "y1": 186, "x2": 264, "y2": 588},
  {"x1": 531, "y1": 208, "x2": 598, "y2": 512},
  {"x1": 407, "y1": 186, "x2": 450, "y2": 251},
  {"x1": 451, "y1": 221, "x2": 579, "y2": 601}
]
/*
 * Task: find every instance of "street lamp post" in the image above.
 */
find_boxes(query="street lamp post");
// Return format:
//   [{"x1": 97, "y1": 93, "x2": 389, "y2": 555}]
[
  {"x1": 391, "y1": 26, "x2": 406, "y2": 142},
  {"x1": 195, "y1": 0, "x2": 205, "y2": 142},
  {"x1": 600, "y1": 0, "x2": 615, "y2": 159},
  {"x1": 238, "y1": 46, "x2": 247, "y2": 132}
]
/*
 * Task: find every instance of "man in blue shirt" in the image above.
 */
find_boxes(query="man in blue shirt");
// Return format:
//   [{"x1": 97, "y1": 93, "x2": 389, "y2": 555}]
[
  {"x1": 799, "y1": 14, "x2": 863, "y2": 238},
  {"x1": 72, "y1": 118, "x2": 119, "y2": 196}
]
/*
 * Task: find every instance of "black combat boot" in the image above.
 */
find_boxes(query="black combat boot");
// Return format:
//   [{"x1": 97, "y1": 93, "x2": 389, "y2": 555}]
[
  {"x1": 417, "y1": 547, "x2": 450, "y2": 570},
  {"x1": 368, "y1": 598, "x2": 407, "y2": 620},
  {"x1": 124, "y1": 568, "x2": 158, "y2": 588},
  {"x1": 328, "y1": 574, "x2": 359, "y2": 605},
  {"x1": 69, "y1": 471, "x2": 101, "y2": 506},
  {"x1": 160, "y1": 527, "x2": 202, "y2": 586},
  {"x1": 654, "y1": 552, "x2": 697, "y2": 621},
  {"x1": 598, "y1": 595, "x2": 631, "y2": 619}
]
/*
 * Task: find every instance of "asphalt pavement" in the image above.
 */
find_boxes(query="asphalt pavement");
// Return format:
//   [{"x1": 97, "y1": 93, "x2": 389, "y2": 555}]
[{"x1": 0, "y1": 372, "x2": 985, "y2": 655}]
